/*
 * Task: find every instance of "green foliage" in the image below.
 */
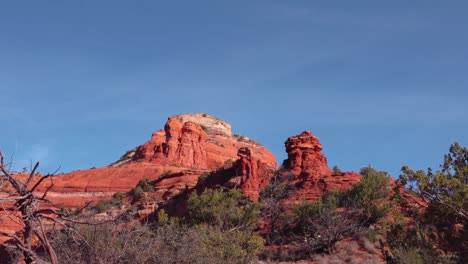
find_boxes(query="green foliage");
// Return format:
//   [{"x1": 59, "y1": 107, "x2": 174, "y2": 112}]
[
  {"x1": 111, "y1": 192, "x2": 123, "y2": 206},
  {"x1": 195, "y1": 224, "x2": 264, "y2": 263},
  {"x1": 200, "y1": 125, "x2": 208, "y2": 132},
  {"x1": 129, "y1": 178, "x2": 155, "y2": 203},
  {"x1": 132, "y1": 185, "x2": 144, "y2": 197},
  {"x1": 399, "y1": 142, "x2": 468, "y2": 262},
  {"x1": 156, "y1": 209, "x2": 170, "y2": 226},
  {"x1": 259, "y1": 174, "x2": 291, "y2": 244},
  {"x1": 143, "y1": 184, "x2": 154, "y2": 192},
  {"x1": 332, "y1": 165, "x2": 343, "y2": 174},
  {"x1": 340, "y1": 166, "x2": 392, "y2": 223},
  {"x1": 293, "y1": 194, "x2": 362, "y2": 254},
  {"x1": 93, "y1": 200, "x2": 108, "y2": 213},
  {"x1": 294, "y1": 198, "x2": 324, "y2": 227},
  {"x1": 52, "y1": 216, "x2": 263, "y2": 264},
  {"x1": 386, "y1": 215, "x2": 461, "y2": 263},
  {"x1": 131, "y1": 185, "x2": 144, "y2": 203},
  {"x1": 260, "y1": 175, "x2": 290, "y2": 202},
  {"x1": 391, "y1": 247, "x2": 424, "y2": 264},
  {"x1": 52, "y1": 223, "x2": 160, "y2": 264},
  {"x1": 187, "y1": 188, "x2": 260, "y2": 231},
  {"x1": 112, "y1": 192, "x2": 123, "y2": 200},
  {"x1": 400, "y1": 142, "x2": 468, "y2": 223},
  {"x1": 137, "y1": 178, "x2": 153, "y2": 191}
]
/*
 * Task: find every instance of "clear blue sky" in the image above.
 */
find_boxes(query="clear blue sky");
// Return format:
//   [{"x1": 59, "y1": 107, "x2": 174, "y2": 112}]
[{"x1": 1, "y1": 1, "x2": 467, "y2": 177}]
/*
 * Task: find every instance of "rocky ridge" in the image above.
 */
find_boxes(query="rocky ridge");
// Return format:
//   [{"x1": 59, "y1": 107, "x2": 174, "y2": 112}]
[{"x1": 34, "y1": 113, "x2": 277, "y2": 208}]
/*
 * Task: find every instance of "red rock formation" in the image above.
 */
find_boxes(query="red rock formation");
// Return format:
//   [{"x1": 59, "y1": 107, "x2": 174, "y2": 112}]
[
  {"x1": 117, "y1": 114, "x2": 277, "y2": 170},
  {"x1": 287, "y1": 172, "x2": 362, "y2": 202},
  {"x1": 25, "y1": 113, "x2": 276, "y2": 209},
  {"x1": 282, "y1": 131, "x2": 361, "y2": 202},
  {"x1": 283, "y1": 131, "x2": 332, "y2": 179},
  {"x1": 234, "y1": 147, "x2": 274, "y2": 200},
  {"x1": 134, "y1": 118, "x2": 208, "y2": 168},
  {"x1": 192, "y1": 147, "x2": 274, "y2": 201}
]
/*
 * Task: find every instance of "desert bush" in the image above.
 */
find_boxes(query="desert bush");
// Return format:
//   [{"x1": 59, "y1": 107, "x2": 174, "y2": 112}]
[
  {"x1": 294, "y1": 195, "x2": 363, "y2": 255},
  {"x1": 51, "y1": 223, "x2": 159, "y2": 264},
  {"x1": 51, "y1": 219, "x2": 263, "y2": 264},
  {"x1": 93, "y1": 200, "x2": 109, "y2": 213},
  {"x1": 386, "y1": 222, "x2": 459, "y2": 264},
  {"x1": 390, "y1": 247, "x2": 457, "y2": 264},
  {"x1": 259, "y1": 173, "x2": 292, "y2": 244},
  {"x1": 111, "y1": 192, "x2": 124, "y2": 206},
  {"x1": 332, "y1": 165, "x2": 343, "y2": 174},
  {"x1": 339, "y1": 166, "x2": 392, "y2": 224},
  {"x1": 131, "y1": 185, "x2": 144, "y2": 203},
  {"x1": 194, "y1": 224, "x2": 264, "y2": 264},
  {"x1": 399, "y1": 142, "x2": 468, "y2": 262},
  {"x1": 187, "y1": 188, "x2": 260, "y2": 231}
]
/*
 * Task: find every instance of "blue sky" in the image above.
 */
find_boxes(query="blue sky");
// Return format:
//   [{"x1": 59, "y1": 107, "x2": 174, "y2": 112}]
[{"x1": 1, "y1": 1, "x2": 467, "y2": 177}]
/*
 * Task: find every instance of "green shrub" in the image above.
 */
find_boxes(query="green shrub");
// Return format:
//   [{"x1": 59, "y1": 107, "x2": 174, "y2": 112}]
[
  {"x1": 143, "y1": 184, "x2": 154, "y2": 192},
  {"x1": 187, "y1": 188, "x2": 260, "y2": 231},
  {"x1": 112, "y1": 192, "x2": 123, "y2": 200},
  {"x1": 195, "y1": 224, "x2": 264, "y2": 263},
  {"x1": 259, "y1": 174, "x2": 291, "y2": 244},
  {"x1": 332, "y1": 165, "x2": 343, "y2": 174},
  {"x1": 111, "y1": 192, "x2": 123, "y2": 206},
  {"x1": 93, "y1": 200, "x2": 108, "y2": 213},
  {"x1": 131, "y1": 185, "x2": 144, "y2": 203},
  {"x1": 339, "y1": 166, "x2": 392, "y2": 223},
  {"x1": 399, "y1": 142, "x2": 468, "y2": 261},
  {"x1": 156, "y1": 209, "x2": 169, "y2": 226},
  {"x1": 293, "y1": 195, "x2": 363, "y2": 254}
]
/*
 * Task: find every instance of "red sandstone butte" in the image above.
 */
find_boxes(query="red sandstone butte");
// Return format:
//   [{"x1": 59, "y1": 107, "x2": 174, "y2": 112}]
[
  {"x1": 281, "y1": 131, "x2": 362, "y2": 202},
  {"x1": 33, "y1": 113, "x2": 277, "y2": 208},
  {"x1": 283, "y1": 131, "x2": 332, "y2": 179}
]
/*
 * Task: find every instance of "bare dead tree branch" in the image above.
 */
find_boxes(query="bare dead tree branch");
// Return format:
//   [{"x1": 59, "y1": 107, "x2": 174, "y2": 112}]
[{"x1": 0, "y1": 150, "x2": 61, "y2": 264}]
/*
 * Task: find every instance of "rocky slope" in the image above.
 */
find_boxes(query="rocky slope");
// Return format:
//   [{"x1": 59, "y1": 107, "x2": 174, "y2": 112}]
[{"x1": 1, "y1": 114, "x2": 364, "y2": 215}]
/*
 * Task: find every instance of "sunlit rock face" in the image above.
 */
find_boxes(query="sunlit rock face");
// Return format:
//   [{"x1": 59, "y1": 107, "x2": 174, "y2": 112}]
[
  {"x1": 29, "y1": 112, "x2": 277, "y2": 209},
  {"x1": 281, "y1": 131, "x2": 362, "y2": 202}
]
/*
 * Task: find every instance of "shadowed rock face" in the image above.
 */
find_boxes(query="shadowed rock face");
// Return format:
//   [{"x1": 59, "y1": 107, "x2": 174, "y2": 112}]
[{"x1": 233, "y1": 147, "x2": 274, "y2": 200}]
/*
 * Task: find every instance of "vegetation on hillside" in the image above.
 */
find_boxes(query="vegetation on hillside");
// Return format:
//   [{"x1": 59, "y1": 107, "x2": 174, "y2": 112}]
[{"x1": 0, "y1": 142, "x2": 467, "y2": 263}]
